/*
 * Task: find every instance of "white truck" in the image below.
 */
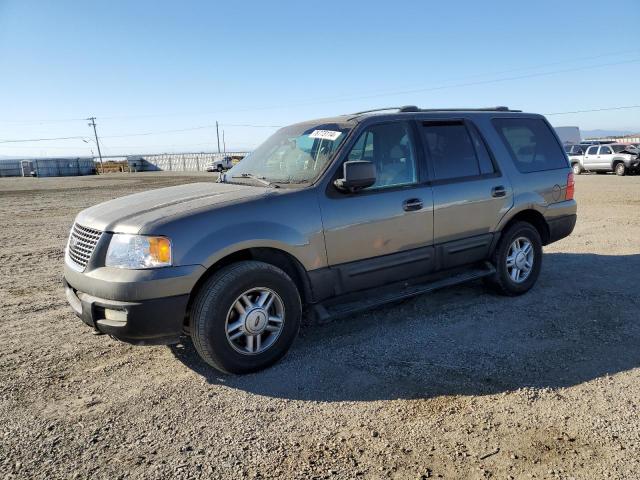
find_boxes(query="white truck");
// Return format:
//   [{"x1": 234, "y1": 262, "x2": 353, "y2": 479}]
[
  {"x1": 206, "y1": 156, "x2": 234, "y2": 172},
  {"x1": 571, "y1": 144, "x2": 640, "y2": 176}
]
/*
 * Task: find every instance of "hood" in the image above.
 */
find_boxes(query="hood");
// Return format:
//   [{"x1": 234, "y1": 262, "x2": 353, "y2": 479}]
[
  {"x1": 620, "y1": 147, "x2": 639, "y2": 156},
  {"x1": 76, "y1": 182, "x2": 270, "y2": 233}
]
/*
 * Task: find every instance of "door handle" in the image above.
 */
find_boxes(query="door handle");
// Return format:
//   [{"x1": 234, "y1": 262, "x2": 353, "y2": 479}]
[
  {"x1": 491, "y1": 185, "x2": 507, "y2": 198},
  {"x1": 402, "y1": 198, "x2": 423, "y2": 211}
]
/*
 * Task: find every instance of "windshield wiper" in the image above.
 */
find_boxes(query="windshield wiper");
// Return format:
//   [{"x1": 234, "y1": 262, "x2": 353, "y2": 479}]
[{"x1": 231, "y1": 173, "x2": 279, "y2": 188}]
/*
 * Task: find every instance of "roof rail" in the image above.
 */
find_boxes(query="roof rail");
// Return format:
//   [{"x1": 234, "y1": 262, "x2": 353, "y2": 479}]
[
  {"x1": 349, "y1": 106, "x2": 405, "y2": 115},
  {"x1": 412, "y1": 106, "x2": 521, "y2": 112},
  {"x1": 349, "y1": 105, "x2": 520, "y2": 119}
]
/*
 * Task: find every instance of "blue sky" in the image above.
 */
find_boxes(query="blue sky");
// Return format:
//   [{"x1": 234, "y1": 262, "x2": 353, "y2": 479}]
[{"x1": 0, "y1": 0, "x2": 638, "y2": 157}]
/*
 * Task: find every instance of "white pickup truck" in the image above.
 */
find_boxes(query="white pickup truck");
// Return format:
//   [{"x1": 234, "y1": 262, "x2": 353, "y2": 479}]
[
  {"x1": 206, "y1": 156, "x2": 234, "y2": 172},
  {"x1": 570, "y1": 144, "x2": 640, "y2": 176}
]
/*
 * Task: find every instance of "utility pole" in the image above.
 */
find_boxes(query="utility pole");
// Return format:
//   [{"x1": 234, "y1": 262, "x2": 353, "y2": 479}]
[
  {"x1": 222, "y1": 129, "x2": 226, "y2": 153},
  {"x1": 215, "y1": 121, "x2": 221, "y2": 153},
  {"x1": 87, "y1": 117, "x2": 104, "y2": 173}
]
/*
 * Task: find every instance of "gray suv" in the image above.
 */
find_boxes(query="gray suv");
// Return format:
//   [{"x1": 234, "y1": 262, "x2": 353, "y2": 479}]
[{"x1": 63, "y1": 106, "x2": 577, "y2": 373}]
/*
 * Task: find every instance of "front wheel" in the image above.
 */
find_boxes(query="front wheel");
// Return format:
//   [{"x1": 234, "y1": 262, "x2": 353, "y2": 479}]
[
  {"x1": 486, "y1": 221, "x2": 543, "y2": 296},
  {"x1": 190, "y1": 261, "x2": 301, "y2": 374},
  {"x1": 615, "y1": 163, "x2": 626, "y2": 176}
]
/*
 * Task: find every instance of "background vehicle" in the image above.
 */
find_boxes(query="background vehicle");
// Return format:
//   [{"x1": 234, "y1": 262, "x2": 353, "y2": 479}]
[
  {"x1": 576, "y1": 143, "x2": 640, "y2": 175},
  {"x1": 554, "y1": 126, "x2": 581, "y2": 145},
  {"x1": 206, "y1": 156, "x2": 234, "y2": 172},
  {"x1": 563, "y1": 144, "x2": 587, "y2": 156},
  {"x1": 64, "y1": 106, "x2": 577, "y2": 374}
]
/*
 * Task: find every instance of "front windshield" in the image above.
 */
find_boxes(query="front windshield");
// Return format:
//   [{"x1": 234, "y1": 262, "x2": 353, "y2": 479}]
[{"x1": 225, "y1": 122, "x2": 351, "y2": 185}]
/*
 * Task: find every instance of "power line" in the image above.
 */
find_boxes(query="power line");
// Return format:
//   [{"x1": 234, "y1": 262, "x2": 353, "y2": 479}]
[
  {"x1": 0, "y1": 135, "x2": 86, "y2": 143},
  {"x1": 1, "y1": 49, "x2": 638, "y2": 125},
  {"x1": 82, "y1": 57, "x2": 640, "y2": 118},
  {"x1": 1, "y1": 104, "x2": 640, "y2": 146},
  {"x1": 99, "y1": 123, "x2": 281, "y2": 138},
  {"x1": 0, "y1": 123, "x2": 282, "y2": 143},
  {"x1": 545, "y1": 105, "x2": 640, "y2": 116}
]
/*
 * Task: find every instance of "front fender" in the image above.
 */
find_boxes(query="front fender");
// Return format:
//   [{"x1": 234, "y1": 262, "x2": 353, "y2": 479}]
[
  {"x1": 191, "y1": 221, "x2": 327, "y2": 271},
  {"x1": 157, "y1": 188, "x2": 328, "y2": 272}
]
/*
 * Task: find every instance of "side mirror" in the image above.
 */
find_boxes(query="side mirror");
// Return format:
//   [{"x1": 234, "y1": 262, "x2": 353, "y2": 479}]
[{"x1": 334, "y1": 160, "x2": 376, "y2": 192}]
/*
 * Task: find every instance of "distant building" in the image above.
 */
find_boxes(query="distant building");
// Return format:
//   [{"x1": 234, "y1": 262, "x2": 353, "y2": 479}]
[
  {"x1": 584, "y1": 133, "x2": 640, "y2": 144},
  {"x1": 0, "y1": 157, "x2": 96, "y2": 177}
]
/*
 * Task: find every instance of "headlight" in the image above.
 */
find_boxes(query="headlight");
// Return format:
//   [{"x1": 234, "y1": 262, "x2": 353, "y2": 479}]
[{"x1": 105, "y1": 234, "x2": 172, "y2": 269}]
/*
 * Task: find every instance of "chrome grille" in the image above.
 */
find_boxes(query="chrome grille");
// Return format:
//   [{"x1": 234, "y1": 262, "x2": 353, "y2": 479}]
[{"x1": 67, "y1": 223, "x2": 102, "y2": 270}]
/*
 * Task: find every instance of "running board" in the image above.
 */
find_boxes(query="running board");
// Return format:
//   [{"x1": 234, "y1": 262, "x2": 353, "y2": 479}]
[{"x1": 312, "y1": 263, "x2": 496, "y2": 322}]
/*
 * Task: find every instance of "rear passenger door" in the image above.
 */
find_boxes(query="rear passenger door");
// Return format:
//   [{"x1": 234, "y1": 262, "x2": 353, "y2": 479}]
[{"x1": 420, "y1": 120, "x2": 512, "y2": 270}]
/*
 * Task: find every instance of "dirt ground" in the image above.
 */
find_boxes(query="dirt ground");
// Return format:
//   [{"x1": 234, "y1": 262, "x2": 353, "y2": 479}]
[{"x1": 1, "y1": 172, "x2": 639, "y2": 480}]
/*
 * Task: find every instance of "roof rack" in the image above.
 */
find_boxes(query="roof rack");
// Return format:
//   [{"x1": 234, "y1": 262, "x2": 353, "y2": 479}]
[
  {"x1": 407, "y1": 106, "x2": 521, "y2": 112},
  {"x1": 350, "y1": 106, "x2": 406, "y2": 115},
  {"x1": 349, "y1": 105, "x2": 520, "y2": 119}
]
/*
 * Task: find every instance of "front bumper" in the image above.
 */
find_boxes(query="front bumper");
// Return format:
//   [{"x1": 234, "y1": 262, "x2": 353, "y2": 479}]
[
  {"x1": 63, "y1": 262, "x2": 206, "y2": 344},
  {"x1": 64, "y1": 279, "x2": 189, "y2": 344}
]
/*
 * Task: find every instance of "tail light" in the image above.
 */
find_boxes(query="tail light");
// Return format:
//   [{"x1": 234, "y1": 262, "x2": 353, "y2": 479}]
[{"x1": 566, "y1": 172, "x2": 575, "y2": 200}]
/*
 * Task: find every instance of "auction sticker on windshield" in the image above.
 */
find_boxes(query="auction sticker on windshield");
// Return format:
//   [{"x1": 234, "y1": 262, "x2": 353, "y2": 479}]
[{"x1": 309, "y1": 130, "x2": 342, "y2": 141}]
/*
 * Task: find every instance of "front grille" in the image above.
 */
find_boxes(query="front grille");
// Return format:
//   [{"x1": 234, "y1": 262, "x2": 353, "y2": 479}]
[{"x1": 67, "y1": 223, "x2": 102, "y2": 270}]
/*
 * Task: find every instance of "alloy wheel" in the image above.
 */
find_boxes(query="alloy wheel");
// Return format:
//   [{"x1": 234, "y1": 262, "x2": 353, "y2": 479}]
[{"x1": 225, "y1": 287, "x2": 285, "y2": 355}]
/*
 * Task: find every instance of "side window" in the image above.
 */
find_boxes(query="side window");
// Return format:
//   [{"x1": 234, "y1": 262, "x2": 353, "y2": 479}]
[
  {"x1": 493, "y1": 118, "x2": 568, "y2": 173},
  {"x1": 422, "y1": 121, "x2": 481, "y2": 181},
  {"x1": 467, "y1": 122, "x2": 496, "y2": 175},
  {"x1": 346, "y1": 122, "x2": 417, "y2": 189},
  {"x1": 599, "y1": 146, "x2": 612, "y2": 155},
  {"x1": 587, "y1": 146, "x2": 599, "y2": 155}
]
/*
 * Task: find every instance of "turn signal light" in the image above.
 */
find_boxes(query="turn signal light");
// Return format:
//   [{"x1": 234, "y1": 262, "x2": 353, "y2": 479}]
[{"x1": 149, "y1": 237, "x2": 172, "y2": 264}]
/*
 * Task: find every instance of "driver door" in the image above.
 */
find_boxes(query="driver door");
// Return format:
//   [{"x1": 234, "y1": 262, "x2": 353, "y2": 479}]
[
  {"x1": 583, "y1": 145, "x2": 599, "y2": 170},
  {"x1": 318, "y1": 121, "x2": 434, "y2": 293},
  {"x1": 597, "y1": 145, "x2": 614, "y2": 170}
]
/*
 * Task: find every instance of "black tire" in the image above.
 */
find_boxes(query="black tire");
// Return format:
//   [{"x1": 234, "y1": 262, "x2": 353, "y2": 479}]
[
  {"x1": 615, "y1": 162, "x2": 626, "y2": 176},
  {"x1": 572, "y1": 163, "x2": 582, "y2": 175},
  {"x1": 190, "y1": 261, "x2": 301, "y2": 374},
  {"x1": 217, "y1": 164, "x2": 223, "y2": 172},
  {"x1": 486, "y1": 221, "x2": 543, "y2": 296}
]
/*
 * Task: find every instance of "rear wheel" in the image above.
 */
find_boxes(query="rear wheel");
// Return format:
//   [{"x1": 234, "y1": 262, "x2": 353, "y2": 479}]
[
  {"x1": 217, "y1": 164, "x2": 224, "y2": 172},
  {"x1": 190, "y1": 261, "x2": 301, "y2": 374},
  {"x1": 487, "y1": 221, "x2": 543, "y2": 296},
  {"x1": 572, "y1": 163, "x2": 582, "y2": 175},
  {"x1": 615, "y1": 162, "x2": 626, "y2": 176}
]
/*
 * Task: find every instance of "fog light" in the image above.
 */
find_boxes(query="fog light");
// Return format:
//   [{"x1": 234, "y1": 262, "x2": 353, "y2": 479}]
[{"x1": 104, "y1": 308, "x2": 127, "y2": 325}]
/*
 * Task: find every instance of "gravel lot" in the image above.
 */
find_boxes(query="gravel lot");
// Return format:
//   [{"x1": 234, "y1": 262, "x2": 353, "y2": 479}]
[{"x1": 1, "y1": 172, "x2": 639, "y2": 479}]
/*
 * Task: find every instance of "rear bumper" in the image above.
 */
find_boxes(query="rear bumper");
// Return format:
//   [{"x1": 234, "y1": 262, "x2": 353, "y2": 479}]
[
  {"x1": 64, "y1": 279, "x2": 188, "y2": 344},
  {"x1": 547, "y1": 214, "x2": 577, "y2": 244}
]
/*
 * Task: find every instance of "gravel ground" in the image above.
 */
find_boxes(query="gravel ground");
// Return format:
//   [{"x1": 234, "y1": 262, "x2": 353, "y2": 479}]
[{"x1": 1, "y1": 172, "x2": 639, "y2": 480}]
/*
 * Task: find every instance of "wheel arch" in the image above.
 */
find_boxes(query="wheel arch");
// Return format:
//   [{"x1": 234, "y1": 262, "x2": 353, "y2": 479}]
[
  {"x1": 497, "y1": 209, "x2": 550, "y2": 246},
  {"x1": 612, "y1": 158, "x2": 626, "y2": 168},
  {"x1": 183, "y1": 247, "x2": 313, "y2": 330}
]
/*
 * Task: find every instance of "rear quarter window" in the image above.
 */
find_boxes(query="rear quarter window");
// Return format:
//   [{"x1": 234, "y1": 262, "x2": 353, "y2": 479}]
[{"x1": 493, "y1": 118, "x2": 568, "y2": 173}]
